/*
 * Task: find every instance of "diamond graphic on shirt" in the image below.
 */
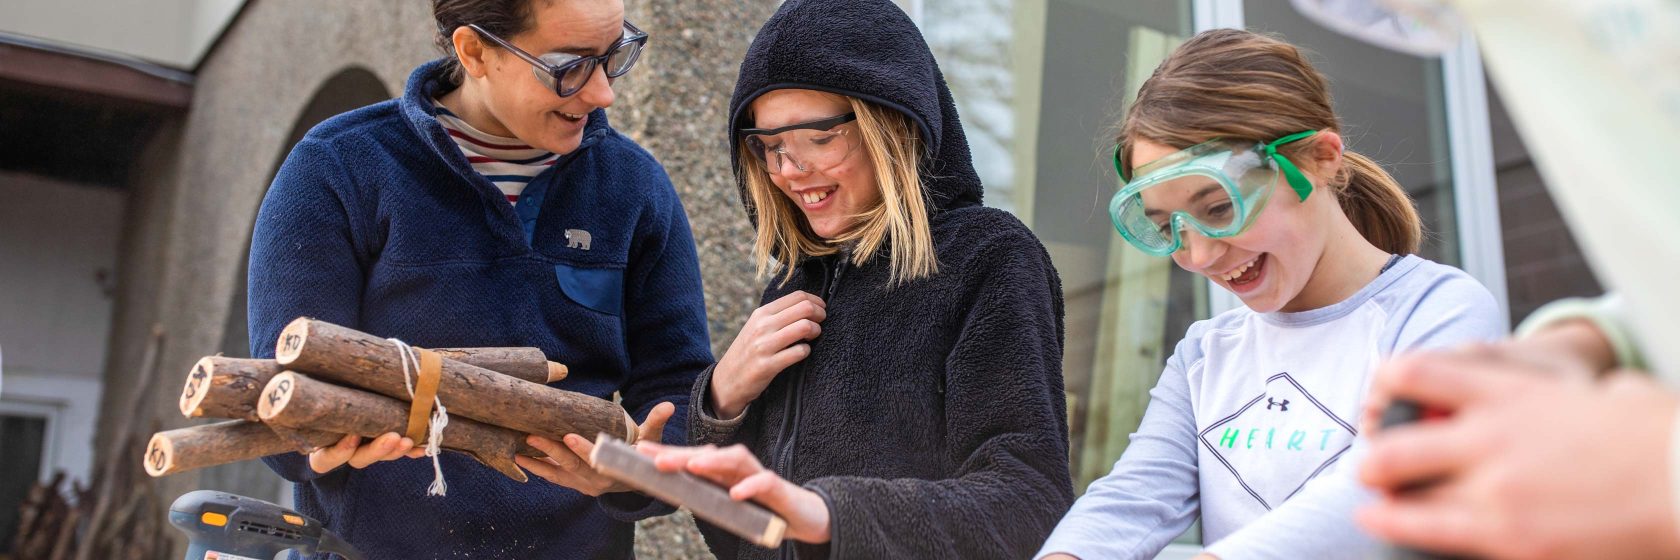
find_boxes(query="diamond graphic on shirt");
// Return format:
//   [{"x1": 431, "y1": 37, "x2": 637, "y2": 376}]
[{"x1": 1198, "y1": 372, "x2": 1357, "y2": 510}]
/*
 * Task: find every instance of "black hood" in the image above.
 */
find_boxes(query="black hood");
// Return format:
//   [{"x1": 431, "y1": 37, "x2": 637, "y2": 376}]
[{"x1": 728, "y1": 0, "x2": 984, "y2": 224}]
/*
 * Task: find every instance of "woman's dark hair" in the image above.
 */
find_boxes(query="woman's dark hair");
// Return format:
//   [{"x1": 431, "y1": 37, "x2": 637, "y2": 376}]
[{"x1": 433, "y1": 0, "x2": 538, "y2": 83}]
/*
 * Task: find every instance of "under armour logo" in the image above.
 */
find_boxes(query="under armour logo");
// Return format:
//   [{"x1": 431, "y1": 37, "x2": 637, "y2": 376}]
[
  {"x1": 1267, "y1": 398, "x2": 1290, "y2": 411},
  {"x1": 564, "y1": 229, "x2": 592, "y2": 251}
]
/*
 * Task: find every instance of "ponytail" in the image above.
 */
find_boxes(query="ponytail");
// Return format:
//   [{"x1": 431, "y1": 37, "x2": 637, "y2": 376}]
[{"x1": 1334, "y1": 151, "x2": 1421, "y2": 255}]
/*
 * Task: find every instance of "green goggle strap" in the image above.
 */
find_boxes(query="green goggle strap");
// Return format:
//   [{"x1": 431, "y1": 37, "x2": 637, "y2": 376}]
[
  {"x1": 1113, "y1": 130, "x2": 1321, "y2": 201},
  {"x1": 1262, "y1": 130, "x2": 1319, "y2": 201},
  {"x1": 1112, "y1": 144, "x2": 1130, "y2": 182}
]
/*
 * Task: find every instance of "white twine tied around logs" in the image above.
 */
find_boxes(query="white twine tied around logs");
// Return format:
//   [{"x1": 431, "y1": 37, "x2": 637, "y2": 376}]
[{"x1": 391, "y1": 338, "x2": 449, "y2": 496}]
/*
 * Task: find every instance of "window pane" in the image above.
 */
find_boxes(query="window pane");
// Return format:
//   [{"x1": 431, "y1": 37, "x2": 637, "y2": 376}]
[
  {"x1": 1244, "y1": 0, "x2": 1461, "y2": 264},
  {"x1": 0, "y1": 414, "x2": 47, "y2": 553},
  {"x1": 923, "y1": 0, "x2": 1197, "y2": 508},
  {"x1": 918, "y1": 0, "x2": 1017, "y2": 213}
]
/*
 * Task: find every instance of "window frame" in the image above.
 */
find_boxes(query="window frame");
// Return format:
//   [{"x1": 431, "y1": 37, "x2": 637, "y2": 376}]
[
  {"x1": 0, "y1": 398, "x2": 62, "y2": 484},
  {"x1": 0, "y1": 371, "x2": 102, "y2": 487}
]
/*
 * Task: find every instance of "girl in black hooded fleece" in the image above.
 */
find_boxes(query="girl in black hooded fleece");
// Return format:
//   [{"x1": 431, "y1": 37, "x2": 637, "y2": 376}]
[{"x1": 637, "y1": 0, "x2": 1074, "y2": 558}]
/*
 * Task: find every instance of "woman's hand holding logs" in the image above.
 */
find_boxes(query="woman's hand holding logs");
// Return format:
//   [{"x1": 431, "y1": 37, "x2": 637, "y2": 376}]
[
  {"x1": 308, "y1": 433, "x2": 425, "y2": 474},
  {"x1": 518, "y1": 401, "x2": 677, "y2": 496}
]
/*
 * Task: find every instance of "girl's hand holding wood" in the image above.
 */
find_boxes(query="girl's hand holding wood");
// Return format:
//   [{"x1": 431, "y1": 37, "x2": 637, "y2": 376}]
[{"x1": 640, "y1": 441, "x2": 832, "y2": 544}]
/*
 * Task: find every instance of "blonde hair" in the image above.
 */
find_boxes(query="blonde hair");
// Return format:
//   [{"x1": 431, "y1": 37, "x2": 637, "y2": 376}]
[
  {"x1": 1118, "y1": 29, "x2": 1422, "y2": 254},
  {"x1": 739, "y1": 95, "x2": 939, "y2": 285}
]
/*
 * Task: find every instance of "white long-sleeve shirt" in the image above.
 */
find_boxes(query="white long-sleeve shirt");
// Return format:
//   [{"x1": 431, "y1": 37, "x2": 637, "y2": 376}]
[{"x1": 1039, "y1": 255, "x2": 1504, "y2": 560}]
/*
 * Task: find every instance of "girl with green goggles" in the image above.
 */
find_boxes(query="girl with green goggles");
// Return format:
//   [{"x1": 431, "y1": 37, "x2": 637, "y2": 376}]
[
  {"x1": 1109, "y1": 130, "x2": 1318, "y2": 256},
  {"x1": 1039, "y1": 29, "x2": 1505, "y2": 560}
]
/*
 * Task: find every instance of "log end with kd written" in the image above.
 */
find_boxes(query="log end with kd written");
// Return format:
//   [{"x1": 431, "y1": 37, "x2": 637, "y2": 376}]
[{"x1": 179, "y1": 356, "x2": 283, "y2": 421}]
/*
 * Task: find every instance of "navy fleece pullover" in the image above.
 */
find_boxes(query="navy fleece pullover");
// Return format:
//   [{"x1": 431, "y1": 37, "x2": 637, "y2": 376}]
[{"x1": 248, "y1": 59, "x2": 711, "y2": 559}]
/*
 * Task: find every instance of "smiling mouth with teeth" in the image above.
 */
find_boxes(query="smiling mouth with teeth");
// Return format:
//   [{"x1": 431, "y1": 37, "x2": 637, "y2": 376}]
[
  {"x1": 1219, "y1": 254, "x2": 1265, "y2": 283},
  {"x1": 561, "y1": 112, "x2": 585, "y2": 120},
  {"x1": 798, "y1": 189, "x2": 833, "y2": 205}
]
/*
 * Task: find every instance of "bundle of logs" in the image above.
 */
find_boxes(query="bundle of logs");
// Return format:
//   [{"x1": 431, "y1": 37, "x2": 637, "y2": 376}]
[{"x1": 144, "y1": 317, "x2": 638, "y2": 484}]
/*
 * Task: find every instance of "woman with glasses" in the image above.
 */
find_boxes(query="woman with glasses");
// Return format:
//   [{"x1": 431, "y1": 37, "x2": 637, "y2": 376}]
[
  {"x1": 246, "y1": 0, "x2": 711, "y2": 557},
  {"x1": 1035, "y1": 29, "x2": 1503, "y2": 560},
  {"x1": 637, "y1": 0, "x2": 1074, "y2": 558}
]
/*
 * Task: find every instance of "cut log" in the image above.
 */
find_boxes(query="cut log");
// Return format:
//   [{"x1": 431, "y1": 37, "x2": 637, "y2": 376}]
[
  {"x1": 12, "y1": 472, "x2": 67, "y2": 557},
  {"x1": 178, "y1": 357, "x2": 281, "y2": 420},
  {"x1": 175, "y1": 357, "x2": 340, "y2": 452},
  {"x1": 258, "y1": 371, "x2": 530, "y2": 482},
  {"x1": 142, "y1": 420, "x2": 339, "y2": 477},
  {"x1": 49, "y1": 503, "x2": 80, "y2": 560},
  {"x1": 181, "y1": 351, "x2": 566, "y2": 421},
  {"x1": 275, "y1": 318, "x2": 634, "y2": 444},
  {"x1": 429, "y1": 347, "x2": 569, "y2": 384},
  {"x1": 590, "y1": 435, "x2": 786, "y2": 548},
  {"x1": 269, "y1": 425, "x2": 342, "y2": 454},
  {"x1": 177, "y1": 352, "x2": 559, "y2": 454}
]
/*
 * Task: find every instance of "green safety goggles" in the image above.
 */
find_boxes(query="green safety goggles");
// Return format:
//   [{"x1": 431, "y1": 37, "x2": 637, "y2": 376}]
[{"x1": 1109, "y1": 131, "x2": 1319, "y2": 256}]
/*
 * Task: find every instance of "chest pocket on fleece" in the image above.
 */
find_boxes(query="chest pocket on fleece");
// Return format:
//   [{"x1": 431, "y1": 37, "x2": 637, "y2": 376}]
[{"x1": 553, "y1": 263, "x2": 624, "y2": 316}]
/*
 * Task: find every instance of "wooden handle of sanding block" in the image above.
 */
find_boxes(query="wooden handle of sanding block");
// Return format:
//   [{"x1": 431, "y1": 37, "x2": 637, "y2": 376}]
[{"x1": 589, "y1": 435, "x2": 787, "y2": 549}]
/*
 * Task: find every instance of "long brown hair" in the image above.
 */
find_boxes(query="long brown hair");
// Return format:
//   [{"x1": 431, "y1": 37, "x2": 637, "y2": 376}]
[
  {"x1": 1118, "y1": 29, "x2": 1421, "y2": 254},
  {"x1": 739, "y1": 94, "x2": 938, "y2": 285}
]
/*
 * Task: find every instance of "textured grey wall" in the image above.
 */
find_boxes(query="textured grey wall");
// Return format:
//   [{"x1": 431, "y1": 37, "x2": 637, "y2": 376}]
[
  {"x1": 616, "y1": 1, "x2": 773, "y2": 359},
  {"x1": 614, "y1": 1, "x2": 778, "y2": 556}
]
